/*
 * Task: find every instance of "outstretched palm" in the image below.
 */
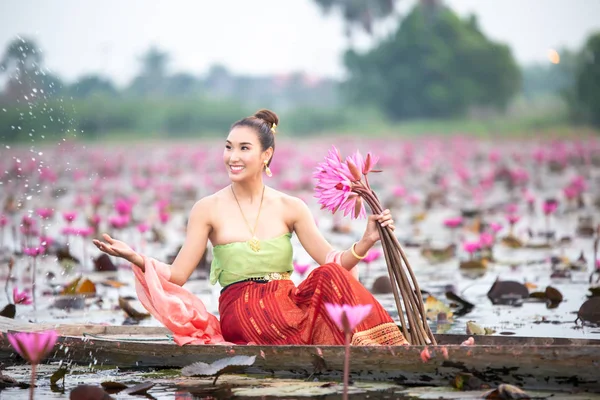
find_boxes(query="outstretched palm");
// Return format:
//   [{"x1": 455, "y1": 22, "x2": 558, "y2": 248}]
[{"x1": 93, "y1": 234, "x2": 136, "y2": 262}]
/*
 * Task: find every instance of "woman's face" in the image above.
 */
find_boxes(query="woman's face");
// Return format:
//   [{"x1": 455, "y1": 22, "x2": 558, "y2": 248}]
[{"x1": 224, "y1": 126, "x2": 270, "y2": 182}]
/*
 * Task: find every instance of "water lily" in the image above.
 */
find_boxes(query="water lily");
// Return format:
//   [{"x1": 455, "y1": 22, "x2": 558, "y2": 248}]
[
  {"x1": 325, "y1": 303, "x2": 372, "y2": 400},
  {"x1": 325, "y1": 303, "x2": 372, "y2": 332},
  {"x1": 7, "y1": 330, "x2": 58, "y2": 400},
  {"x1": 463, "y1": 241, "x2": 481, "y2": 260},
  {"x1": 362, "y1": 248, "x2": 382, "y2": 264},
  {"x1": 36, "y1": 208, "x2": 54, "y2": 220},
  {"x1": 293, "y1": 261, "x2": 310, "y2": 277},
  {"x1": 62, "y1": 211, "x2": 77, "y2": 224},
  {"x1": 13, "y1": 287, "x2": 32, "y2": 305}
]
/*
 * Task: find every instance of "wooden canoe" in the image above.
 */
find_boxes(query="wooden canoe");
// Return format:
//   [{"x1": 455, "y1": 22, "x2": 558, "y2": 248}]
[{"x1": 1, "y1": 317, "x2": 599, "y2": 393}]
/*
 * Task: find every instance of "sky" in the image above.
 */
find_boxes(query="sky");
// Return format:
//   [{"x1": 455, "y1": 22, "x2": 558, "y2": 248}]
[{"x1": 1, "y1": 0, "x2": 600, "y2": 87}]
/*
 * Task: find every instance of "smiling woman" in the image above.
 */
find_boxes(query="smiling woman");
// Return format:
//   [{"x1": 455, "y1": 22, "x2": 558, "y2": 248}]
[{"x1": 93, "y1": 109, "x2": 408, "y2": 347}]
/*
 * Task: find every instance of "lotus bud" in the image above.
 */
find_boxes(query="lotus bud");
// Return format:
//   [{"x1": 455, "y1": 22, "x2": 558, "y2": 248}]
[{"x1": 346, "y1": 160, "x2": 362, "y2": 182}]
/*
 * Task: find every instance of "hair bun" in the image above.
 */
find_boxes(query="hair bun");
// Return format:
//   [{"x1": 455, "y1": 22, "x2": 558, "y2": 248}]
[{"x1": 254, "y1": 109, "x2": 279, "y2": 129}]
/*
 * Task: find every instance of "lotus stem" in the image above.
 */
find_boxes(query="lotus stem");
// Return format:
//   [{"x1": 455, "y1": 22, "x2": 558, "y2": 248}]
[
  {"x1": 30, "y1": 363, "x2": 36, "y2": 400},
  {"x1": 352, "y1": 183, "x2": 435, "y2": 345},
  {"x1": 343, "y1": 331, "x2": 350, "y2": 400}
]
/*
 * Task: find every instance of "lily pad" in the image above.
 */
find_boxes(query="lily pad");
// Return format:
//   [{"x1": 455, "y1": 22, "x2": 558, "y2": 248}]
[
  {"x1": 487, "y1": 279, "x2": 529, "y2": 305},
  {"x1": 483, "y1": 383, "x2": 531, "y2": 399},
  {"x1": 578, "y1": 297, "x2": 600, "y2": 325},
  {"x1": 181, "y1": 355, "x2": 256, "y2": 385}
]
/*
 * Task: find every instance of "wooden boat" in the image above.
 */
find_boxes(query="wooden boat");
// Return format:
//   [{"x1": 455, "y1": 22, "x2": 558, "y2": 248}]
[{"x1": 1, "y1": 317, "x2": 599, "y2": 393}]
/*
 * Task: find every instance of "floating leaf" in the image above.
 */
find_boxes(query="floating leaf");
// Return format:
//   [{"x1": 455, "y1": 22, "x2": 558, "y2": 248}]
[
  {"x1": 578, "y1": 297, "x2": 600, "y2": 325},
  {"x1": 100, "y1": 381, "x2": 128, "y2": 392},
  {"x1": 500, "y1": 235, "x2": 523, "y2": 249},
  {"x1": 487, "y1": 279, "x2": 528, "y2": 305},
  {"x1": 466, "y1": 321, "x2": 486, "y2": 335},
  {"x1": 118, "y1": 297, "x2": 150, "y2": 320},
  {"x1": 483, "y1": 383, "x2": 531, "y2": 399},
  {"x1": 182, "y1": 355, "x2": 256, "y2": 385},
  {"x1": 445, "y1": 290, "x2": 474, "y2": 316},
  {"x1": 451, "y1": 372, "x2": 489, "y2": 391},
  {"x1": 0, "y1": 304, "x2": 16, "y2": 319},
  {"x1": 371, "y1": 275, "x2": 393, "y2": 294},
  {"x1": 94, "y1": 254, "x2": 117, "y2": 272},
  {"x1": 425, "y1": 295, "x2": 453, "y2": 321},
  {"x1": 61, "y1": 277, "x2": 81, "y2": 295},
  {"x1": 545, "y1": 286, "x2": 563, "y2": 308},
  {"x1": 99, "y1": 279, "x2": 127, "y2": 288},
  {"x1": 588, "y1": 287, "x2": 600, "y2": 298},
  {"x1": 459, "y1": 259, "x2": 487, "y2": 269},
  {"x1": 70, "y1": 385, "x2": 114, "y2": 400},
  {"x1": 123, "y1": 382, "x2": 155, "y2": 395},
  {"x1": 50, "y1": 366, "x2": 69, "y2": 385},
  {"x1": 61, "y1": 277, "x2": 96, "y2": 297}
]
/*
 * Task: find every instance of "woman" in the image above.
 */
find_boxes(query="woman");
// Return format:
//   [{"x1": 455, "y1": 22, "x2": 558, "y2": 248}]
[{"x1": 93, "y1": 109, "x2": 408, "y2": 347}]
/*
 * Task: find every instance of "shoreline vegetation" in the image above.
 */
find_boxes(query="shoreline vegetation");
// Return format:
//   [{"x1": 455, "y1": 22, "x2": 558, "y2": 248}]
[{"x1": 3, "y1": 92, "x2": 597, "y2": 145}]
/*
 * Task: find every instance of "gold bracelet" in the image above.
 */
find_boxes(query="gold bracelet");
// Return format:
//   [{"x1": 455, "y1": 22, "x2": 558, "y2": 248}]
[{"x1": 351, "y1": 242, "x2": 367, "y2": 260}]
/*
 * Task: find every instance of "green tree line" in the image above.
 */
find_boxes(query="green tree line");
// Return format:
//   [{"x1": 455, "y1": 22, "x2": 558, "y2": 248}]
[{"x1": 1, "y1": 1, "x2": 599, "y2": 142}]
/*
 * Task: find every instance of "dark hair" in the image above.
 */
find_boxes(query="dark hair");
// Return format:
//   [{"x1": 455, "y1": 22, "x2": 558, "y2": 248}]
[{"x1": 231, "y1": 109, "x2": 279, "y2": 167}]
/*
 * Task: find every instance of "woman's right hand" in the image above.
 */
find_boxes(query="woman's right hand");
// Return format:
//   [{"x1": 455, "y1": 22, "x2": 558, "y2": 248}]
[{"x1": 93, "y1": 233, "x2": 139, "y2": 265}]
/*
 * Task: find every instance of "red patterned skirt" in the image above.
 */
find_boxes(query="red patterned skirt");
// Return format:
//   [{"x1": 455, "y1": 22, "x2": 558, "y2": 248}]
[{"x1": 218, "y1": 262, "x2": 408, "y2": 346}]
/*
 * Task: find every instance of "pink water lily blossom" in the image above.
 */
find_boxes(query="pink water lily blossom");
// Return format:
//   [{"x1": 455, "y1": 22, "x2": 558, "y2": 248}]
[
  {"x1": 313, "y1": 146, "x2": 366, "y2": 218},
  {"x1": 362, "y1": 248, "x2": 382, "y2": 264},
  {"x1": 542, "y1": 200, "x2": 558, "y2": 215},
  {"x1": 13, "y1": 288, "x2": 32, "y2": 305},
  {"x1": 325, "y1": 303, "x2": 373, "y2": 332},
  {"x1": 293, "y1": 261, "x2": 311, "y2": 276},
  {"x1": 443, "y1": 217, "x2": 463, "y2": 229},
  {"x1": 6, "y1": 330, "x2": 58, "y2": 365}
]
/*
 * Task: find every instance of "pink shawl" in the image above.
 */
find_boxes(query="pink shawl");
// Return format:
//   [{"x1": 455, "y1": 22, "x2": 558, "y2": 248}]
[{"x1": 132, "y1": 251, "x2": 356, "y2": 346}]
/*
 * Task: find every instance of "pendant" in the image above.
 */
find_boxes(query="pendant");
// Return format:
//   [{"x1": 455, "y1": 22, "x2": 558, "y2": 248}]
[{"x1": 248, "y1": 236, "x2": 260, "y2": 252}]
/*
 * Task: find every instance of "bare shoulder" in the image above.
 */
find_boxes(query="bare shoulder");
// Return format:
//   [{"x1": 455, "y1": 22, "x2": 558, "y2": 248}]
[
  {"x1": 190, "y1": 193, "x2": 219, "y2": 220},
  {"x1": 268, "y1": 188, "x2": 305, "y2": 210}
]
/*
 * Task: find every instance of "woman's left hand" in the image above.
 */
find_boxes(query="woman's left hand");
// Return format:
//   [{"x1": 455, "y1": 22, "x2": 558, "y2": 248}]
[{"x1": 363, "y1": 209, "x2": 395, "y2": 244}]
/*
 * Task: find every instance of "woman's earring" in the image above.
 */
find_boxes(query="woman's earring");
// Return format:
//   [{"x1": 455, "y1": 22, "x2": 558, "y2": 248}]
[{"x1": 264, "y1": 161, "x2": 272, "y2": 177}]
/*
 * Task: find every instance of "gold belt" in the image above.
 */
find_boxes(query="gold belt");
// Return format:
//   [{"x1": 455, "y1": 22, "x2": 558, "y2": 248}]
[{"x1": 245, "y1": 272, "x2": 291, "y2": 282}]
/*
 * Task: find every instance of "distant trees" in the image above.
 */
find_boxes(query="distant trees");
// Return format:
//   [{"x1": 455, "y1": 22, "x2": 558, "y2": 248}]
[
  {"x1": 569, "y1": 32, "x2": 600, "y2": 126},
  {"x1": 0, "y1": 37, "x2": 64, "y2": 101},
  {"x1": 342, "y1": 3, "x2": 521, "y2": 120},
  {"x1": 313, "y1": 0, "x2": 398, "y2": 36}
]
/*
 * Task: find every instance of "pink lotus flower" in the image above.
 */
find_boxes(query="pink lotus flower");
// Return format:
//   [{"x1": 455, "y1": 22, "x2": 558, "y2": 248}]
[
  {"x1": 13, "y1": 288, "x2": 32, "y2": 305},
  {"x1": 137, "y1": 223, "x2": 150, "y2": 234},
  {"x1": 506, "y1": 214, "x2": 520, "y2": 225},
  {"x1": 542, "y1": 200, "x2": 558, "y2": 215},
  {"x1": 115, "y1": 198, "x2": 133, "y2": 216},
  {"x1": 0, "y1": 214, "x2": 8, "y2": 227},
  {"x1": 7, "y1": 330, "x2": 58, "y2": 365},
  {"x1": 479, "y1": 233, "x2": 494, "y2": 248},
  {"x1": 63, "y1": 211, "x2": 77, "y2": 224},
  {"x1": 23, "y1": 247, "x2": 44, "y2": 257},
  {"x1": 463, "y1": 241, "x2": 481, "y2": 254},
  {"x1": 363, "y1": 248, "x2": 382, "y2": 264},
  {"x1": 74, "y1": 227, "x2": 94, "y2": 237},
  {"x1": 505, "y1": 203, "x2": 519, "y2": 214},
  {"x1": 313, "y1": 146, "x2": 366, "y2": 219},
  {"x1": 159, "y1": 211, "x2": 170, "y2": 224},
  {"x1": 392, "y1": 186, "x2": 406, "y2": 197},
  {"x1": 489, "y1": 222, "x2": 503, "y2": 233},
  {"x1": 21, "y1": 215, "x2": 34, "y2": 227},
  {"x1": 109, "y1": 215, "x2": 130, "y2": 229},
  {"x1": 443, "y1": 217, "x2": 462, "y2": 229},
  {"x1": 293, "y1": 261, "x2": 310, "y2": 276},
  {"x1": 36, "y1": 208, "x2": 54, "y2": 219},
  {"x1": 325, "y1": 303, "x2": 372, "y2": 332}
]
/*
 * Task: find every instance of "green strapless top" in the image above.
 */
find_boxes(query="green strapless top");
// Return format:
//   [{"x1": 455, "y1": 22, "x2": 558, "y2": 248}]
[{"x1": 210, "y1": 233, "x2": 294, "y2": 287}]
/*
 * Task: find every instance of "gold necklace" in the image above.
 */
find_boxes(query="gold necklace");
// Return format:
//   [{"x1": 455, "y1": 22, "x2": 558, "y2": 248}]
[{"x1": 231, "y1": 185, "x2": 265, "y2": 252}]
